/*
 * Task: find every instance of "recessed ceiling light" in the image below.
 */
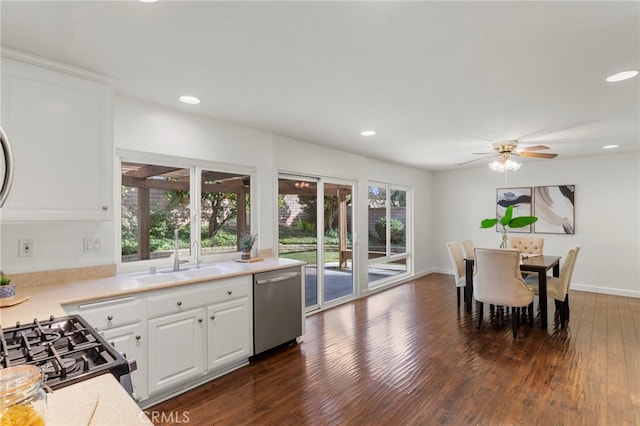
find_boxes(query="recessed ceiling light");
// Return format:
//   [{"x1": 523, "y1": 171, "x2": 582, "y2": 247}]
[
  {"x1": 139, "y1": 0, "x2": 158, "y2": 3},
  {"x1": 605, "y1": 70, "x2": 639, "y2": 82},
  {"x1": 179, "y1": 95, "x2": 200, "y2": 105},
  {"x1": 361, "y1": 130, "x2": 376, "y2": 136},
  {"x1": 602, "y1": 144, "x2": 619, "y2": 149}
]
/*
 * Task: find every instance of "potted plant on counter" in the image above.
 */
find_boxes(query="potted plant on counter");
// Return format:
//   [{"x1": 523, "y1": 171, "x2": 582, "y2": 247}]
[
  {"x1": 0, "y1": 271, "x2": 15, "y2": 299},
  {"x1": 239, "y1": 233, "x2": 258, "y2": 260},
  {"x1": 480, "y1": 204, "x2": 537, "y2": 248}
]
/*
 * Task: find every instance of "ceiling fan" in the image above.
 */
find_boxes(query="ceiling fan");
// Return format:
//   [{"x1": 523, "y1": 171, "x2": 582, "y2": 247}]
[{"x1": 457, "y1": 140, "x2": 558, "y2": 168}]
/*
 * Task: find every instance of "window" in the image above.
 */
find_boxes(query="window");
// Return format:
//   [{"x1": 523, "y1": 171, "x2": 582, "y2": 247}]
[
  {"x1": 199, "y1": 169, "x2": 251, "y2": 256},
  {"x1": 367, "y1": 184, "x2": 410, "y2": 286},
  {"x1": 120, "y1": 159, "x2": 252, "y2": 265}
]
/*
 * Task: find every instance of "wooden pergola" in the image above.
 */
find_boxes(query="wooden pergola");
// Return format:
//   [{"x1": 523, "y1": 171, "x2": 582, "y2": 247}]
[{"x1": 122, "y1": 162, "x2": 250, "y2": 260}]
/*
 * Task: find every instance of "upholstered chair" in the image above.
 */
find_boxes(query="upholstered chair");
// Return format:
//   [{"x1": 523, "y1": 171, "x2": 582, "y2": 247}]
[
  {"x1": 526, "y1": 245, "x2": 581, "y2": 329},
  {"x1": 509, "y1": 236, "x2": 544, "y2": 255},
  {"x1": 510, "y1": 236, "x2": 544, "y2": 279},
  {"x1": 446, "y1": 242, "x2": 466, "y2": 308},
  {"x1": 461, "y1": 240, "x2": 474, "y2": 259},
  {"x1": 473, "y1": 248, "x2": 534, "y2": 338},
  {"x1": 461, "y1": 240, "x2": 475, "y2": 274}
]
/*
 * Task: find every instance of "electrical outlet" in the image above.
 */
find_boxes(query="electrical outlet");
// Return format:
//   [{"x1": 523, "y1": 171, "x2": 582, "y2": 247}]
[{"x1": 19, "y1": 239, "x2": 34, "y2": 257}]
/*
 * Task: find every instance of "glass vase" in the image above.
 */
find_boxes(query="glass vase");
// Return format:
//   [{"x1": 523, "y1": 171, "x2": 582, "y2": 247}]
[{"x1": 500, "y1": 227, "x2": 509, "y2": 248}]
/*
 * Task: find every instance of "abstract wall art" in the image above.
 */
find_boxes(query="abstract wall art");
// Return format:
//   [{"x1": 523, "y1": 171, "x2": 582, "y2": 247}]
[
  {"x1": 496, "y1": 187, "x2": 533, "y2": 233},
  {"x1": 533, "y1": 185, "x2": 575, "y2": 234}
]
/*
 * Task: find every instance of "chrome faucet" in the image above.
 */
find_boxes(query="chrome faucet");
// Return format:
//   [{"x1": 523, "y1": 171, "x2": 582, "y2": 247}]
[{"x1": 173, "y1": 229, "x2": 180, "y2": 272}]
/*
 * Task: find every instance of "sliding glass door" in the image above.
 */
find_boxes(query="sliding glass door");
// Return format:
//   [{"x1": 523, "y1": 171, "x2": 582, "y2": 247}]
[
  {"x1": 278, "y1": 175, "x2": 354, "y2": 312},
  {"x1": 322, "y1": 182, "x2": 354, "y2": 305}
]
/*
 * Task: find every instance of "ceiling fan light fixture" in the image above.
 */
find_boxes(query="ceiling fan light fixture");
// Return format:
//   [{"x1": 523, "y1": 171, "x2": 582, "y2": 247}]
[
  {"x1": 606, "y1": 70, "x2": 639, "y2": 82},
  {"x1": 489, "y1": 158, "x2": 521, "y2": 173}
]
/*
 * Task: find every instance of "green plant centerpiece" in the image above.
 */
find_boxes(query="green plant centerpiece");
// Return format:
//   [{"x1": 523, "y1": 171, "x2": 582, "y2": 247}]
[
  {"x1": 0, "y1": 271, "x2": 15, "y2": 298},
  {"x1": 480, "y1": 205, "x2": 538, "y2": 248},
  {"x1": 239, "y1": 233, "x2": 258, "y2": 260}
]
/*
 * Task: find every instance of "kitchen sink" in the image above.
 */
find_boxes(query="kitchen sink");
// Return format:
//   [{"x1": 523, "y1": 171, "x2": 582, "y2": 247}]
[
  {"x1": 136, "y1": 273, "x2": 181, "y2": 285},
  {"x1": 180, "y1": 265, "x2": 234, "y2": 279}
]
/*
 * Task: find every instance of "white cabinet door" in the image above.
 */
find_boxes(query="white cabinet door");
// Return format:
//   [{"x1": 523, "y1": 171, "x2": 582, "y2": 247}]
[
  {"x1": 0, "y1": 54, "x2": 112, "y2": 221},
  {"x1": 207, "y1": 297, "x2": 252, "y2": 371},
  {"x1": 102, "y1": 322, "x2": 148, "y2": 402},
  {"x1": 148, "y1": 308, "x2": 205, "y2": 394}
]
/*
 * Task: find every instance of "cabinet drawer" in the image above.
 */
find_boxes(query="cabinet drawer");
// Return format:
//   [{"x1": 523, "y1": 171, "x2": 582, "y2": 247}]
[
  {"x1": 76, "y1": 297, "x2": 143, "y2": 330},
  {"x1": 147, "y1": 276, "x2": 250, "y2": 318}
]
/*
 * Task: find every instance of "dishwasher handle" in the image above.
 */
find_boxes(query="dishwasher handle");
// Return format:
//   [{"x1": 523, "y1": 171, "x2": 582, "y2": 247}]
[{"x1": 255, "y1": 271, "x2": 301, "y2": 285}]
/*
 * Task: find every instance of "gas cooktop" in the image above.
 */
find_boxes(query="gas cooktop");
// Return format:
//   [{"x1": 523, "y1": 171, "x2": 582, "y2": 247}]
[{"x1": 0, "y1": 315, "x2": 130, "y2": 390}]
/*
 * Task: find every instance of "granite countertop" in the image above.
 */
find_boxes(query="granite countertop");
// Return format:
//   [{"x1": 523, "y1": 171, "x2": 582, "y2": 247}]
[
  {"x1": 47, "y1": 373, "x2": 153, "y2": 425},
  {"x1": 0, "y1": 257, "x2": 305, "y2": 325}
]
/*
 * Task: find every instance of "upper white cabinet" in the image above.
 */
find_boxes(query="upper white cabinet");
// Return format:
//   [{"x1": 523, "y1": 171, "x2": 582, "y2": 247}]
[{"x1": 0, "y1": 51, "x2": 113, "y2": 221}]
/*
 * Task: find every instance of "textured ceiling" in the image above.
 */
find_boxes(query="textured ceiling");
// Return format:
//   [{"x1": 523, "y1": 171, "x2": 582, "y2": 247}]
[{"x1": 1, "y1": 1, "x2": 638, "y2": 171}]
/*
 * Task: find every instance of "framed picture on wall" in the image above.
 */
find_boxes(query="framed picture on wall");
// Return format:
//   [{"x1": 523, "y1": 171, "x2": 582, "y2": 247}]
[
  {"x1": 534, "y1": 185, "x2": 575, "y2": 234},
  {"x1": 496, "y1": 187, "x2": 533, "y2": 233}
]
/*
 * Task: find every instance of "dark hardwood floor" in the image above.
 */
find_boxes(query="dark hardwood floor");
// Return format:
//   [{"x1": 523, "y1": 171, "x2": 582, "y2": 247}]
[{"x1": 147, "y1": 273, "x2": 640, "y2": 425}]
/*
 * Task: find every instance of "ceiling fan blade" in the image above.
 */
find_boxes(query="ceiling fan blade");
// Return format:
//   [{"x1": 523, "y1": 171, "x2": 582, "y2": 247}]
[
  {"x1": 472, "y1": 151, "x2": 495, "y2": 155},
  {"x1": 456, "y1": 155, "x2": 496, "y2": 166},
  {"x1": 518, "y1": 145, "x2": 550, "y2": 151},
  {"x1": 515, "y1": 152, "x2": 558, "y2": 159}
]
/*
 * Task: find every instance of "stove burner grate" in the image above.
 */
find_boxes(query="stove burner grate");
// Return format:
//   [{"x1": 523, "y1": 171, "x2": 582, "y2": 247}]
[{"x1": 0, "y1": 315, "x2": 131, "y2": 391}]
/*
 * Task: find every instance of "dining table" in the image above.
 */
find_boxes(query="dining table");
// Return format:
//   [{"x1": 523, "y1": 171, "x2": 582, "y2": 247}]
[{"x1": 464, "y1": 254, "x2": 561, "y2": 329}]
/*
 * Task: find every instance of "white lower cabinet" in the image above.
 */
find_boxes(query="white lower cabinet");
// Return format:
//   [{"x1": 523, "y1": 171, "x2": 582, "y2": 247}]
[
  {"x1": 147, "y1": 308, "x2": 206, "y2": 394},
  {"x1": 207, "y1": 297, "x2": 251, "y2": 371},
  {"x1": 101, "y1": 322, "x2": 148, "y2": 402},
  {"x1": 65, "y1": 296, "x2": 149, "y2": 402},
  {"x1": 66, "y1": 275, "x2": 253, "y2": 406}
]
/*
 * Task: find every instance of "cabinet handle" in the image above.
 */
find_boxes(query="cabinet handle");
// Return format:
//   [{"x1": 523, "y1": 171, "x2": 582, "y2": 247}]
[
  {"x1": 177, "y1": 301, "x2": 182, "y2": 306},
  {"x1": 107, "y1": 315, "x2": 113, "y2": 321},
  {"x1": 198, "y1": 318, "x2": 203, "y2": 323},
  {"x1": 227, "y1": 290, "x2": 232, "y2": 295},
  {"x1": 102, "y1": 205, "x2": 109, "y2": 211},
  {"x1": 210, "y1": 315, "x2": 215, "y2": 320},
  {"x1": 135, "y1": 335, "x2": 141, "y2": 340}
]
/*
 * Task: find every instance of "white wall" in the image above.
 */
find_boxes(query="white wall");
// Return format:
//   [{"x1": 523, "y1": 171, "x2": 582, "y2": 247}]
[
  {"x1": 115, "y1": 97, "x2": 433, "y2": 289},
  {"x1": 1, "y1": 221, "x2": 114, "y2": 273},
  {"x1": 432, "y1": 152, "x2": 640, "y2": 298},
  {"x1": 1, "y1": 94, "x2": 433, "y2": 287},
  {"x1": 3, "y1": 89, "x2": 635, "y2": 300}
]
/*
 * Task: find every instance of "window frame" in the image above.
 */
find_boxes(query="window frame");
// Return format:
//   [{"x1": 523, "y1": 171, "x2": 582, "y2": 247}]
[
  {"x1": 116, "y1": 150, "x2": 256, "y2": 274},
  {"x1": 366, "y1": 182, "x2": 412, "y2": 288}
]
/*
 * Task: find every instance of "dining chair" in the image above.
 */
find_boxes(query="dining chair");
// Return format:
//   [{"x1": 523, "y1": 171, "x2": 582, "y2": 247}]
[
  {"x1": 461, "y1": 240, "x2": 475, "y2": 274},
  {"x1": 525, "y1": 245, "x2": 580, "y2": 329},
  {"x1": 446, "y1": 241, "x2": 466, "y2": 308},
  {"x1": 473, "y1": 247, "x2": 534, "y2": 338},
  {"x1": 509, "y1": 236, "x2": 544, "y2": 254},
  {"x1": 510, "y1": 236, "x2": 544, "y2": 279},
  {"x1": 461, "y1": 240, "x2": 474, "y2": 259}
]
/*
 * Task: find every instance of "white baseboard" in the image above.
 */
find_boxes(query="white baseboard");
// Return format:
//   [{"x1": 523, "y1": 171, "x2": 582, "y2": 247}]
[{"x1": 572, "y1": 283, "x2": 640, "y2": 299}]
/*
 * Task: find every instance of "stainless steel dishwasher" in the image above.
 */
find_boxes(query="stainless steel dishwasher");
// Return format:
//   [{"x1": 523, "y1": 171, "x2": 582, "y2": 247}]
[{"x1": 253, "y1": 267, "x2": 303, "y2": 355}]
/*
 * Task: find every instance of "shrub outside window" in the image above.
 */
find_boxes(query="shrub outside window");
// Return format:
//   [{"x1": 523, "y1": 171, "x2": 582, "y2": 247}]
[{"x1": 121, "y1": 161, "x2": 251, "y2": 264}]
